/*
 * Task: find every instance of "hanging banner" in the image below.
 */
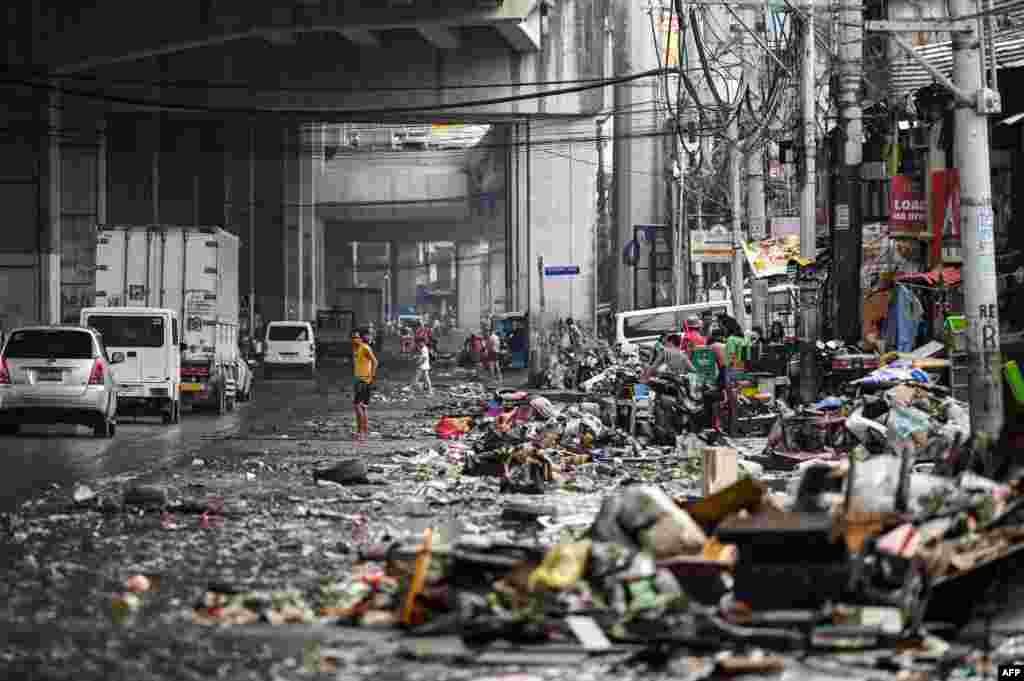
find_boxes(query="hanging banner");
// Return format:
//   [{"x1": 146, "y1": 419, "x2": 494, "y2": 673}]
[
  {"x1": 742, "y1": 234, "x2": 802, "y2": 278},
  {"x1": 889, "y1": 175, "x2": 927, "y2": 235},
  {"x1": 931, "y1": 169, "x2": 962, "y2": 264},
  {"x1": 657, "y1": 9, "x2": 681, "y2": 67},
  {"x1": 770, "y1": 217, "x2": 800, "y2": 238}
]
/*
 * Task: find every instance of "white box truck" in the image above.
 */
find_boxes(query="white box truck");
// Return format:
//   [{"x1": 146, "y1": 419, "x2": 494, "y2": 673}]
[{"x1": 86, "y1": 225, "x2": 241, "y2": 417}]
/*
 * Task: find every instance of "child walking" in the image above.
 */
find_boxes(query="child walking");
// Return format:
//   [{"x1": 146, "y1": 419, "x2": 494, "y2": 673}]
[{"x1": 412, "y1": 338, "x2": 433, "y2": 395}]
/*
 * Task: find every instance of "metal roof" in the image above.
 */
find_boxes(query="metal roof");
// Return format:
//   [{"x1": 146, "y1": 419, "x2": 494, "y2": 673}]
[{"x1": 887, "y1": 0, "x2": 1024, "y2": 100}]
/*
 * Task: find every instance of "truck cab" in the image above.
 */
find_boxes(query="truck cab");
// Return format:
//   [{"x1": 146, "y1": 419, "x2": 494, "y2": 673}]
[{"x1": 80, "y1": 306, "x2": 181, "y2": 424}]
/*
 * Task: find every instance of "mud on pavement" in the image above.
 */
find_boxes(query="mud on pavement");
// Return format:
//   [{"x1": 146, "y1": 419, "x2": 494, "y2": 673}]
[{"x1": 1, "y1": 358, "x2": 1024, "y2": 681}]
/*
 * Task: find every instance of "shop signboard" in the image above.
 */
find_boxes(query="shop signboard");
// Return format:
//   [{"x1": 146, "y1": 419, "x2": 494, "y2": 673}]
[
  {"x1": 889, "y1": 175, "x2": 928, "y2": 235},
  {"x1": 690, "y1": 225, "x2": 734, "y2": 263},
  {"x1": 931, "y1": 169, "x2": 962, "y2": 264}
]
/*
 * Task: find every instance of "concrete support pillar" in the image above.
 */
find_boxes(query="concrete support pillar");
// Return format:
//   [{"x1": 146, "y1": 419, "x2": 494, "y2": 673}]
[
  {"x1": 394, "y1": 242, "x2": 420, "y2": 310},
  {"x1": 351, "y1": 242, "x2": 359, "y2": 287},
  {"x1": 388, "y1": 241, "x2": 399, "y2": 317},
  {"x1": 489, "y1": 238, "x2": 507, "y2": 314},
  {"x1": 97, "y1": 118, "x2": 107, "y2": 225},
  {"x1": 507, "y1": 118, "x2": 598, "y2": 349},
  {"x1": 250, "y1": 121, "x2": 286, "y2": 324},
  {"x1": 39, "y1": 83, "x2": 61, "y2": 324},
  {"x1": 296, "y1": 126, "x2": 305, "y2": 321},
  {"x1": 282, "y1": 126, "x2": 297, "y2": 319},
  {"x1": 613, "y1": 0, "x2": 664, "y2": 311},
  {"x1": 247, "y1": 122, "x2": 256, "y2": 335},
  {"x1": 456, "y1": 241, "x2": 485, "y2": 329}
]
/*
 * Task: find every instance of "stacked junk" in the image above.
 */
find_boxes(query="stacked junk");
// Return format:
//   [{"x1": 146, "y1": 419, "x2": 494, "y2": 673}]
[{"x1": 216, "y1": 328, "x2": 1024, "y2": 676}]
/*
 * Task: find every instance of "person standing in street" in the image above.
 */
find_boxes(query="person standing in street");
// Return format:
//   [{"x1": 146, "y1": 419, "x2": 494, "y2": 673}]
[
  {"x1": 412, "y1": 338, "x2": 433, "y2": 395},
  {"x1": 352, "y1": 330, "x2": 378, "y2": 442},
  {"x1": 486, "y1": 324, "x2": 503, "y2": 384}
]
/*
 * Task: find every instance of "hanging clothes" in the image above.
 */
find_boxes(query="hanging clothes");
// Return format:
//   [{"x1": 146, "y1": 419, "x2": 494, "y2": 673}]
[{"x1": 885, "y1": 284, "x2": 924, "y2": 352}]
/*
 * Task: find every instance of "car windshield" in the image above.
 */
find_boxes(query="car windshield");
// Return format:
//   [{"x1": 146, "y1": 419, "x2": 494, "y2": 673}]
[
  {"x1": 268, "y1": 325, "x2": 308, "y2": 341},
  {"x1": 86, "y1": 315, "x2": 165, "y2": 347},
  {"x1": 4, "y1": 329, "x2": 95, "y2": 359}
]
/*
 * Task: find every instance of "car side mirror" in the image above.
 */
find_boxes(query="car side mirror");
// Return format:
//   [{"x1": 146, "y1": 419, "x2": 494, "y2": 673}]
[{"x1": 110, "y1": 351, "x2": 125, "y2": 364}]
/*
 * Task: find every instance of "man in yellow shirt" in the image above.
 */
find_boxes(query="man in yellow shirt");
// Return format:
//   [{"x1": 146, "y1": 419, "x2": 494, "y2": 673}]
[{"x1": 352, "y1": 330, "x2": 379, "y2": 442}]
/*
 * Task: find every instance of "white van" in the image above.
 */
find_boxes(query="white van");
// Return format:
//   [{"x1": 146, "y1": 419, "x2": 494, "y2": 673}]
[
  {"x1": 615, "y1": 300, "x2": 735, "y2": 360},
  {"x1": 263, "y1": 321, "x2": 316, "y2": 378},
  {"x1": 80, "y1": 306, "x2": 181, "y2": 424}
]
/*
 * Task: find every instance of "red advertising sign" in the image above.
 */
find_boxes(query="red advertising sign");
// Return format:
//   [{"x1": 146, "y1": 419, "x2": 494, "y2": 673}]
[
  {"x1": 931, "y1": 169, "x2": 961, "y2": 265},
  {"x1": 889, "y1": 176, "x2": 927, "y2": 234}
]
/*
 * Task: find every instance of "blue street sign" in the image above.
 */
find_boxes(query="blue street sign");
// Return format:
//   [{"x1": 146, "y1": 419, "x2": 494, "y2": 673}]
[{"x1": 544, "y1": 265, "x2": 580, "y2": 277}]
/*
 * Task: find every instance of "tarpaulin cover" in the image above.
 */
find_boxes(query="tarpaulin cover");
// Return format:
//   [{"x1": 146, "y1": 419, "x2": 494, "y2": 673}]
[{"x1": 896, "y1": 266, "x2": 961, "y2": 288}]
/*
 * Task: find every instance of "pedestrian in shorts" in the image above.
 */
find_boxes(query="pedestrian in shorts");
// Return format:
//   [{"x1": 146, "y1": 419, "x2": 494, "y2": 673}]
[
  {"x1": 485, "y1": 325, "x2": 502, "y2": 384},
  {"x1": 412, "y1": 338, "x2": 433, "y2": 395},
  {"x1": 352, "y1": 330, "x2": 378, "y2": 442}
]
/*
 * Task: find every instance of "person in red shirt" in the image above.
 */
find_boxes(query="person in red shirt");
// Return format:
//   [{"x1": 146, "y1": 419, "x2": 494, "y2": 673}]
[{"x1": 682, "y1": 316, "x2": 707, "y2": 352}]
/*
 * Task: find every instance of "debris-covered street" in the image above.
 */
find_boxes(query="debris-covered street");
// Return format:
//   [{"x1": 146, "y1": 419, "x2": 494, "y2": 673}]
[{"x1": 3, "y1": 335, "x2": 1024, "y2": 681}]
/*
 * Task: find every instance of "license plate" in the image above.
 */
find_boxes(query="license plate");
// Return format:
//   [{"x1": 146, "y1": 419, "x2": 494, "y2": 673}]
[
  {"x1": 852, "y1": 359, "x2": 863, "y2": 370},
  {"x1": 179, "y1": 383, "x2": 203, "y2": 392},
  {"x1": 37, "y1": 368, "x2": 63, "y2": 382}
]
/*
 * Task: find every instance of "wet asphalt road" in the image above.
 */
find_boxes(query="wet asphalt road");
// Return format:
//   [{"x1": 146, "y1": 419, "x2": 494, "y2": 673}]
[
  {"x1": 0, "y1": 361, "x2": 384, "y2": 514},
  {"x1": 0, "y1": 333, "x2": 472, "y2": 514}
]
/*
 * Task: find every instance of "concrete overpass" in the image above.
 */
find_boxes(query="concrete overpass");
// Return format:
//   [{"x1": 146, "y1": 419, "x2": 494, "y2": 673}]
[{"x1": 0, "y1": 0, "x2": 666, "y2": 333}]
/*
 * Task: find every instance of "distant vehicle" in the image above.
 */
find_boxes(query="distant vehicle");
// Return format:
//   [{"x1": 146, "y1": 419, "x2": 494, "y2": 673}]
[
  {"x1": 263, "y1": 321, "x2": 316, "y2": 378},
  {"x1": 398, "y1": 314, "x2": 423, "y2": 332},
  {"x1": 0, "y1": 325, "x2": 124, "y2": 438},
  {"x1": 91, "y1": 224, "x2": 241, "y2": 416},
  {"x1": 315, "y1": 308, "x2": 355, "y2": 362},
  {"x1": 81, "y1": 306, "x2": 182, "y2": 424},
  {"x1": 329, "y1": 287, "x2": 384, "y2": 335},
  {"x1": 615, "y1": 300, "x2": 734, "y2": 362}
]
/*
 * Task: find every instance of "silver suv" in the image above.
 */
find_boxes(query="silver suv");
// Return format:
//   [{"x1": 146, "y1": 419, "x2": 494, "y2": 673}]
[{"x1": 0, "y1": 325, "x2": 124, "y2": 437}]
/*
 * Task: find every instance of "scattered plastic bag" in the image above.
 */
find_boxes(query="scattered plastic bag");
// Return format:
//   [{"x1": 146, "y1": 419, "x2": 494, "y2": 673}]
[{"x1": 848, "y1": 455, "x2": 902, "y2": 512}]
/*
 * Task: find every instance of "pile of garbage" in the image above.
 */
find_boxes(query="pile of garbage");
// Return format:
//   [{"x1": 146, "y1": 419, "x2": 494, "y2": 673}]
[
  {"x1": 305, "y1": 370, "x2": 1024, "y2": 672},
  {"x1": 761, "y1": 357, "x2": 972, "y2": 471}
]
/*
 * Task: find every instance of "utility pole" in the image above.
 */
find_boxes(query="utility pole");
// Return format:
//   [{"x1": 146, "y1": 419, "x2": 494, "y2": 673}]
[
  {"x1": 798, "y1": 0, "x2": 819, "y2": 404},
  {"x1": 950, "y1": 0, "x2": 1004, "y2": 440},
  {"x1": 743, "y1": 3, "x2": 767, "y2": 331},
  {"x1": 532, "y1": 255, "x2": 548, "y2": 386},
  {"x1": 673, "y1": 133, "x2": 687, "y2": 305},
  {"x1": 728, "y1": 118, "x2": 747, "y2": 330},
  {"x1": 832, "y1": 0, "x2": 864, "y2": 344}
]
